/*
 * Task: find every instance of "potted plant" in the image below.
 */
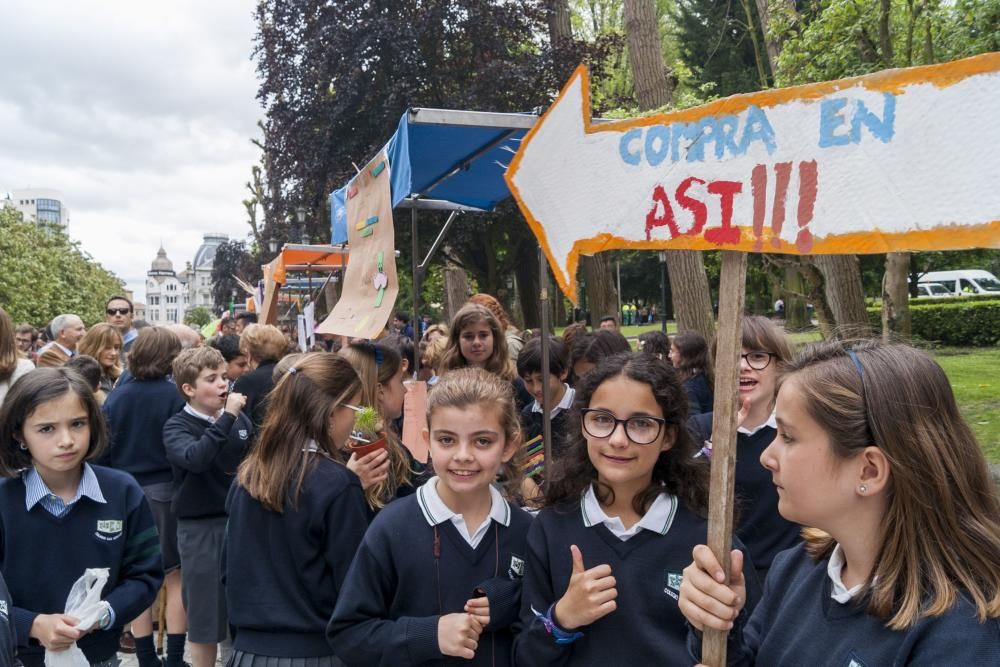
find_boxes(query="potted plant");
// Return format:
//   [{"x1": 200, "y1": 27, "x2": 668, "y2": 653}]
[{"x1": 347, "y1": 405, "x2": 387, "y2": 457}]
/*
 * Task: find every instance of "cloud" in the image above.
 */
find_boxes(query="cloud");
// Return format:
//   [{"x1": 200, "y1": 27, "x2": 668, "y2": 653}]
[{"x1": 0, "y1": 0, "x2": 263, "y2": 304}]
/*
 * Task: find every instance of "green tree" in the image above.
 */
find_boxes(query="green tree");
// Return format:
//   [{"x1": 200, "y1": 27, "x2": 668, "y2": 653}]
[
  {"x1": 184, "y1": 306, "x2": 213, "y2": 328},
  {"x1": 210, "y1": 240, "x2": 260, "y2": 312},
  {"x1": 0, "y1": 208, "x2": 125, "y2": 326}
]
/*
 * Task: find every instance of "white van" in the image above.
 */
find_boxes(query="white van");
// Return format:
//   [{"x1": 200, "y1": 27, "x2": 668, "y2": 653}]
[
  {"x1": 917, "y1": 270, "x2": 1000, "y2": 296},
  {"x1": 916, "y1": 282, "x2": 951, "y2": 298}
]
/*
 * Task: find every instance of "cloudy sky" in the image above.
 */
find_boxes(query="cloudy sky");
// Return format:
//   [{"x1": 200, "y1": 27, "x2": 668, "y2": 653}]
[{"x1": 0, "y1": 1, "x2": 261, "y2": 303}]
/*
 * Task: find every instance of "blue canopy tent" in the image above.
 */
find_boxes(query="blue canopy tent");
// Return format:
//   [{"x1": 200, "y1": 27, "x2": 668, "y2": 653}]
[
  {"x1": 328, "y1": 106, "x2": 597, "y2": 466},
  {"x1": 328, "y1": 107, "x2": 540, "y2": 370}
]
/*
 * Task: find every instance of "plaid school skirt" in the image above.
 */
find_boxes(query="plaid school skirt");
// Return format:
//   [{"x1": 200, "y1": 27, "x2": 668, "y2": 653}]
[{"x1": 226, "y1": 650, "x2": 346, "y2": 667}]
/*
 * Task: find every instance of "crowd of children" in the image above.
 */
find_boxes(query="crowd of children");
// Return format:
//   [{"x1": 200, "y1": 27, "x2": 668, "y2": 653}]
[{"x1": 0, "y1": 298, "x2": 998, "y2": 667}]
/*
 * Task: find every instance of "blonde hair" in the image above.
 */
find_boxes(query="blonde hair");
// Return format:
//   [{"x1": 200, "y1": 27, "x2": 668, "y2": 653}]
[
  {"x1": 421, "y1": 336, "x2": 448, "y2": 376},
  {"x1": 440, "y1": 304, "x2": 515, "y2": 380},
  {"x1": 427, "y1": 367, "x2": 524, "y2": 502},
  {"x1": 788, "y1": 340, "x2": 1000, "y2": 629},
  {"x1": 240, "y1": 324, "x2": 287, "y2": 365},
  {"x1": 338, "y1": 342, "x2": 413, "y2": 509},
  {"x1": 77, "y1": 323, "x2": 124, "y2": 381}
]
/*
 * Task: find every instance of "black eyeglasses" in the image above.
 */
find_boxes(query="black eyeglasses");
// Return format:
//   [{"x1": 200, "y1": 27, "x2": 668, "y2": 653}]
[
  {"x1": 741, "y1": 351, "x2": 775, "y2": 370},
  {"x1": 106, "y1": 308, "x2": 131, "y2": 316},
  {"x1": 580, "y1": 408, "x2": 666, "y2": 445}
]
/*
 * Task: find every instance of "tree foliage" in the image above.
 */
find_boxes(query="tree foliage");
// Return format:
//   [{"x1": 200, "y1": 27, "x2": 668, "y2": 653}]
[
  {"x1": 0, "y1": 208, "x2": 124, "y2": 327},
  {"x1": 210, "y1": 240, "x2": 260, "y2": 312},
  {"x1": 185, "y1": 306, "x2": 213, "y2": 328}
]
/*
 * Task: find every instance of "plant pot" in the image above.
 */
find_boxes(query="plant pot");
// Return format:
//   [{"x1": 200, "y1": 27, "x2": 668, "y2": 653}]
[{"x1": 348, "y1": 433, "x2": 387, "y2": 458}]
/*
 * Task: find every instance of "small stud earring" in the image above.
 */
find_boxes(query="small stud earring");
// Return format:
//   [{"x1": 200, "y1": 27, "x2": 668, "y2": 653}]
[
  {"x1": 17, "y1": 442, "x2": 27, "y2": 451},
  {"x1": 858, "y1": 484, "x2": 868, "y2": 494}
]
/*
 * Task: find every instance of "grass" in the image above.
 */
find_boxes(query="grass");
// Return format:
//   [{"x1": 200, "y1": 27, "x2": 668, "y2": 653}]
[
  {"x1": 554, "y1": 322, "x2": 1000, "y2": 462},
  {"x1": 932, "y1": 347, "x2": 1000, "y2": 463}
]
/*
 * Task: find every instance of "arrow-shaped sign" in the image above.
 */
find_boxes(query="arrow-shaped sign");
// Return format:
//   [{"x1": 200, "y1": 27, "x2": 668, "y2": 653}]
[{"x1": 505, "y1": 53, "x2": 1000, "y2": 299}]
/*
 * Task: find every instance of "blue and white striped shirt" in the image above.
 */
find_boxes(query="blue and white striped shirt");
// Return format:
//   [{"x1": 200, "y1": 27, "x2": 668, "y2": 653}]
[{"x1": 23, "y1": 463, "x2": 106, "y2": 517}]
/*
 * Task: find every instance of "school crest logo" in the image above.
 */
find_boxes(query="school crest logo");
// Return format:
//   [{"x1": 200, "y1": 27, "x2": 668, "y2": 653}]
[
  {"x1": 95, "y1": 519, "x2": 123, "y2": 541},
  {"x1": 0, "y1": 599, "x2": 7, "y2": 621},
  {"x1": 238, "y1": 429, "x2": 249, "y2": 440},
  {"x1": 846, "y1": 654, "x2": 868, "y2": 667},
  {"x1": 508, "y1": 555, "x2": 525, "y2": 579},
  {"x1": 663, "y1": 571, "x2": 683, "y2": 600}
]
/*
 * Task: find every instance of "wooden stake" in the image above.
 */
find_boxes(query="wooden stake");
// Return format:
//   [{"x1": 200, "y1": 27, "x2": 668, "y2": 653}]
[{"x1": 702, "y1": 250, "x2": 748, "y2": 666}]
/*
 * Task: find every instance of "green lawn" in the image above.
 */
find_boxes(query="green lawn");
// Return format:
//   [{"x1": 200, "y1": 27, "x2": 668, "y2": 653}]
[
  {"x1": 932, "y1": 347, "x2": 1000, "y2": 463},
  {"x1": 554, "y1": 322, "x2": 999, "y2": 462}
]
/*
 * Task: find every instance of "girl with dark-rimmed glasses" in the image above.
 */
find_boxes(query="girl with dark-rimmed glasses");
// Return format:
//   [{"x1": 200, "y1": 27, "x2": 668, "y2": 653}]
[
  {"x1": 687, "y1": 315, "x2": 801, "y2": 585},
  {"x1": 512, "y1": 352, "x2": 759, "y2": 666}
]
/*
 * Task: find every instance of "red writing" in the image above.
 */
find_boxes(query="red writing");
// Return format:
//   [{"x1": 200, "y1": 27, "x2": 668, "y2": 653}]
[{"x1": 645, "y1": 161, "x2": 818, "y2": 253}]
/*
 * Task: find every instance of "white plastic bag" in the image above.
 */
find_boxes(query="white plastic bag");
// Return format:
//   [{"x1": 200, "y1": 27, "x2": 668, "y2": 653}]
[{"x1": 44, "y1": 568, "x2": 110, "y2": 667}]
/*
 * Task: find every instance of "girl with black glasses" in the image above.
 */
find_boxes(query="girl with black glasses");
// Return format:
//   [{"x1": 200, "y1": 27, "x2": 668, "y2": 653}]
[
  {"x1": 512, "y1": 352, "x2": 758, "y2": 666},
  {"x1": 688, "y1": 315, "x2": 801, "y2": 585}
]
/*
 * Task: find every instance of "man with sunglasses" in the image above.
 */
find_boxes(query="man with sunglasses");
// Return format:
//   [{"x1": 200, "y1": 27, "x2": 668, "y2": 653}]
[{"x1": 106, "y1": 295, "x2": 139, "y2": 353}]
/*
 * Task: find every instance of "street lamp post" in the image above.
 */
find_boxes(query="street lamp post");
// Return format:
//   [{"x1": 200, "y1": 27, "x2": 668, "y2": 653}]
[
  {"x1": 658, "y1": 251, "x2": 668, "y2": 334},
  {"x1": 296, "y1": 206, "x2": 307, "y2": 244}
]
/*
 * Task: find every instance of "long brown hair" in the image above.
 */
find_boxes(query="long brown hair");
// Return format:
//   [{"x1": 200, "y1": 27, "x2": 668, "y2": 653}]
[
  {"x1": 78, "y1": 323, "x2": 124, "y2": 381},
  {"x1": 0, "y1": 308, "x2": 19, "y2": 382},
  {"x1": 788, "y1": 340, "x2": 1000, "y2": 628},
  {"x1": 427, "y1": 367, "x2": 525, "y2": 501},
  {"x1": 338, "y1": 341, "x2": 413, "y2": 510},
  {"x1": 237, "y1": 352, "x2": 362, "y2": 512},
  {"x1": 670, "y1": 330, "x2": 713, "y2": 385},
  {"x1": 440, "y1": 304, "x2": 515, "y2": 380},
  {"x1": 545, "y1": 352, "x2": 709, "y2": 516}
]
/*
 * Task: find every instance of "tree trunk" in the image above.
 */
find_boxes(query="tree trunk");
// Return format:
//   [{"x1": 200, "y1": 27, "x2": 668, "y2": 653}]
[
  {"x1": 783, "y1": 266, "x2": 810, "y2": 330},
  {"x1": 444, "y1": 264, "x2": 471, "y2": 323},
  {"x1": 546, "y1": 0, "x2": 573, "y2": 44},
  {"x1": 515, "y1": 245, "x2": 542, "y2": 330},
  {"x1": 755, "y1": 0, "x2": 797, "y2": 75},
  {"x1": 623, "y1": 0, "x2": 673, "y2": 109},
  {"x1": 811, "y1": 255, "x2": 871, "y2": 338},
  {"x1": 882, "y1": 252, "x2": 911, "y2": 341},
  {"x1": 623, "y1": 0, "x2": 716, "y2": 339},
  {"x1": 667, "y1": 252, "x2": 717, "y2": 338},
  {"x1": 582, "y1": 254, "x2": 619, "y2": 327}
]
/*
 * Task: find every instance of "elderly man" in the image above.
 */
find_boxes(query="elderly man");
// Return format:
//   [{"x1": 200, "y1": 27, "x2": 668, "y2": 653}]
[
  {"x1": 106, "y1": 295, "x2": 139, "y2": 353},
  {"x1": 166, "y1": 323, "x2": 202, "y2": 349},
  {"x1": 37, "y1": 314, "x2": 86, "y2": 367}
]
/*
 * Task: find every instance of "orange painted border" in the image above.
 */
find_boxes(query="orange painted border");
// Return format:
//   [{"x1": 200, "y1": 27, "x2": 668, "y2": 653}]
[{"x1": 505, "y1": 52, "x2": 1000, "y2": 301}]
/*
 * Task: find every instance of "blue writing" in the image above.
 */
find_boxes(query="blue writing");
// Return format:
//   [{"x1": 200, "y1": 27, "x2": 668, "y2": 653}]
[
  {"x1": 619, "y1": 128, "x2": 642, "y2": 165},
  {"x1": 644, "y1": 125, "x2": 671, "y2": 166},
  {"x1": 715, "y1": 116, "x2": 741, "y2": 159},
  {"x1": 851, "y1": 93, "x2": 895, "y2": 143},
  {"x1": 671, "y1": 122, "x2": 699, "y2": 162},
  {"x1": 738, "y1": 106, "x2": 777, "y2": 155},
  {"x1": 819, "y1": 98, "x2": 851, "y2": 147}
]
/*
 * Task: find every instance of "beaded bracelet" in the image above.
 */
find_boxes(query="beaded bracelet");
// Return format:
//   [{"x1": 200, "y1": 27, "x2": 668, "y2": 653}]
[{"x1": 531, "y1": 604, "x2": 585, "y2": 645}]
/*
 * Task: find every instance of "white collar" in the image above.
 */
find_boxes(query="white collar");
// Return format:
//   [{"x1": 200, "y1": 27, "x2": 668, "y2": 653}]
[
  {"x1": 184, "y1": 404, "x2": 223, "y2": 424},
  {"x1": 581, "y1": 484, "x2": 677, "y2": 541},
  {"x1": 54, "y1": 342, "x2": 74, "y2": 357},
  {"x1": 827, "y1": 543, "x2": 865, "y2": 603},
  {"x1": 531, "y1": 384, "x2": 575, "y2": 415},
  {"x1": 417, "y1": 476, "x2": 511, "y2": 548},
  {"x1": 738, "y1": 410, "x2": 777, "y2": 436}
]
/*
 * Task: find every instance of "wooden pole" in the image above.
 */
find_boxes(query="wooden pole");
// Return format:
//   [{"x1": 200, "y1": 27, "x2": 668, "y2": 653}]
[
  {"x1": 539, "y1": 247, "x2": 553, "y2": 467},
  {"x1": 702, "y1": 250, "x2": 748, "y2": 666}
]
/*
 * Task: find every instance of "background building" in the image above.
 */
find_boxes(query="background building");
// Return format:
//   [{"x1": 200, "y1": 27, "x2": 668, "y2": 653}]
[
  {"x1": 3, "y1": 188, "x2": 71, "y2": 229},
  {"x1": 144, "y1": 233, "x2": 228, "y2": 324},
  {"x1": 145, "y1": 246, "x2": 189, "y2": 325}
]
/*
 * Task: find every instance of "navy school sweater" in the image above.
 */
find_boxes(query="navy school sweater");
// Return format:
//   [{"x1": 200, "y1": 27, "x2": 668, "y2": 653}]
[
  {"x1": 327, "y1": 492, "x2": 533, "y2": 667},
  {"x1": 101, "y1": 378, "x2": 185, "y2": 485},
  {"x1": 688, "y1": 543, "x2": 1000, "y2": 666},
  {"x1": 682, "y1": 373, "x2": 713, "y2": 416},
  {"x1": 512, "y1": 498, "x2": 760, "y2": 667},
  {"x1": 162, "y1": 409, "x2": 253, "y2": 519},
  {"x1": 224, "y1": 456, "x2": 370, "y2": 658},
  {"x1": 688, "y1": 413, "x2": 800, "y2": 578},
  {"x1": 0, "y1": 466, "x2": 164, "y2": 666},
  {"x1": 0, "y1": 571, "x2": 15, "y2": 666}
]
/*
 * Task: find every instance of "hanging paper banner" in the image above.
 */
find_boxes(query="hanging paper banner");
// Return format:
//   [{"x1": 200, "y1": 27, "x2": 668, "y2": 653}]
[
  {"x1": 505, "y1": 52, "x2": 1000, "y2": 299},
  {"x1": 317, "y1": 151, "x2": 399, "y2": 339}
]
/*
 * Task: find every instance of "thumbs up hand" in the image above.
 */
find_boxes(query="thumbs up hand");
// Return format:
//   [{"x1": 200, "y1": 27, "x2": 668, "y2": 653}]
[{"x1": 553, "y1": 544, "x2": 618, "y2": 630}]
